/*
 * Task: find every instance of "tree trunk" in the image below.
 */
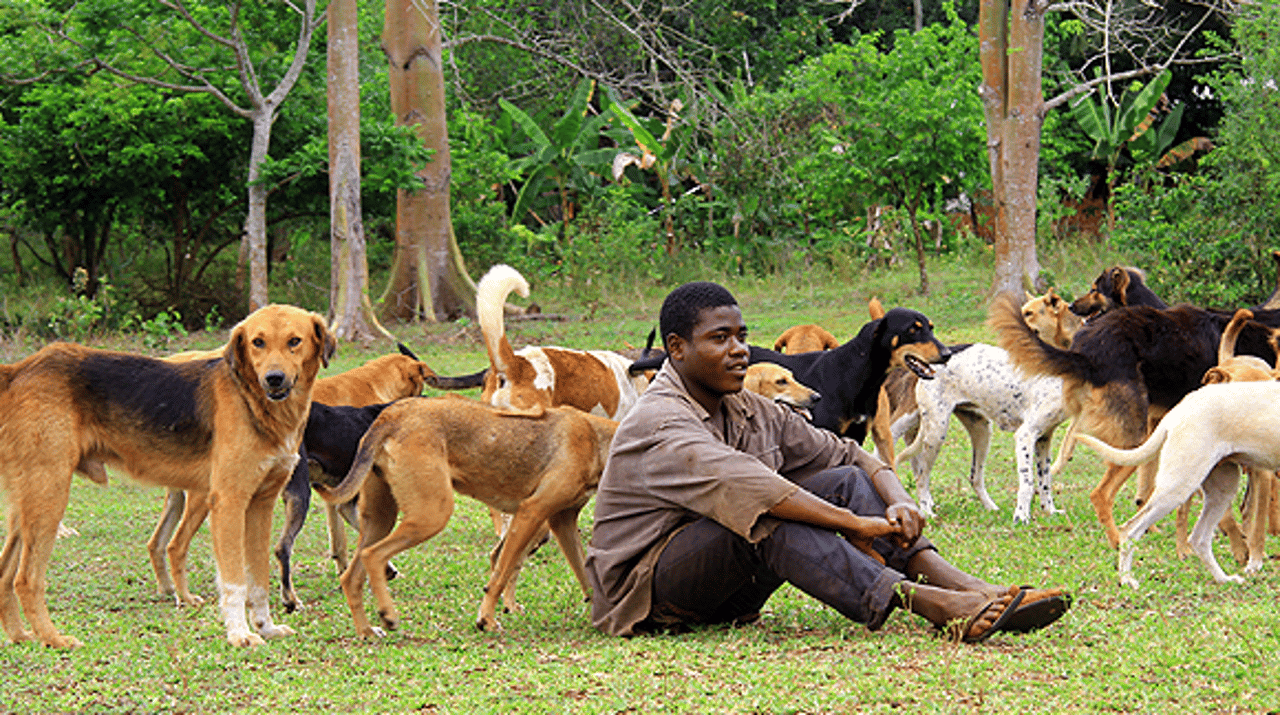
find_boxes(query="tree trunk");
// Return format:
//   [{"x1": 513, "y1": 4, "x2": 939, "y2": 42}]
[
  {"x1": 244, "y1": 109, "x2": 275, "y2": 312},
  {"x1": 980, "y1": 0, "x2": 1046, "y2": 298},
  {"x1": 379, "y1": 0, "x2": 476, "y2": 323},
  {"x1": 326, "y1": 0, "x2": 384, "y2": 341}
]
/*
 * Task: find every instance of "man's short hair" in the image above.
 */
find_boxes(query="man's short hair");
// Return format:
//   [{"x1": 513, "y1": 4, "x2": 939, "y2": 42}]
[{"x1": 659, "y1": 281, "x2": 738, "y2": 346}]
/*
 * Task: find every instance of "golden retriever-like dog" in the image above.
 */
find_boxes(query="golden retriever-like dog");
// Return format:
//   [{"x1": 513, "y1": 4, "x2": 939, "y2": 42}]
[
  {"x1": 0, "y1": 304, "x2": 334, "y2": 648},
  {"x1": 147, "y1": 343, "x2": 434, "y2": 611},
  {"x1": 316, "y1": 396, "x2": 617, "y2": 636}
]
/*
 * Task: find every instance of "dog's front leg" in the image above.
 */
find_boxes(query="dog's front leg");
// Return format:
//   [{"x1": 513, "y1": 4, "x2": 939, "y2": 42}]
[
  {"x1": 246, "y1": 483, "x2": 294, "y2": 640},
  {"x1": 209, "y1": 486, "x2": 261, "y2": 647}
]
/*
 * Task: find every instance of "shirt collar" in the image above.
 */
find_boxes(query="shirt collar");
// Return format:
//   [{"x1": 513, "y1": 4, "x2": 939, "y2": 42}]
[{"x1": 653, "y1": 360, "x2": 757, "y2": 427}]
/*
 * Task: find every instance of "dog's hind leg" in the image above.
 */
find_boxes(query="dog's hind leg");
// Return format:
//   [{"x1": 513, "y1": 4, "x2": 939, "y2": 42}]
[
  {"x1": 360, "y1": 466, "x2": 452, "y2": 636},
  {"x1": 1242, "y1": 468, "x2": 1272, "y2": 573},
  {"x1": 165, "y1": 489, "x2": 210, "y2": 606},
  {"x1": 1191, "y1": 463, "x2": 1245, "y2": 584},
  {"x1": 274, "y1": 458, "x2": 311, "y2": 613},
  {"x1": 147, "y1": 488, "x2": 186, "y2": 597},
  {"x1": 547, "y1": 507, "x2": 592, "y2": 600},
  {"x1": 10, "y1": 471, "x2": 81, "y2": 648},
  {"x1": 1091, "y1": 463, "x2": 1140, "y2": 548},
  {"x1": 955, "y1": 410, "x2": 998, "y2": 512},
  {"x1": 0, "y1": 520, "x2": 34, "y2": 644}
]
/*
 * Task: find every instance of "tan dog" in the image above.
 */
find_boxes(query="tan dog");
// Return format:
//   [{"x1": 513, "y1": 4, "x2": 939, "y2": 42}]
[
  {"x1": 1177, "y1": 309, "x2": 1280, "y2": 572},
  {"x1": 316, "y1": 396, "x2": 617, "y2": 635},
  {"x1": 773, "y1": 324, "x2": 840, "y2": 354},
  {"x1": 1074, "y1": 382, "x2": 1280, "y2": 587},
  {"x1": 743, "y1": 362, "x2": 821, "y2": 415},
  {"x1": 148, "y1": 343, "x2": 435, "y2": 610},
  {"x1": 0, "y1": 304, "x2": 334, "y2": 648},
  {"x1": 472, "y1": 264, "x2": 646, "y2": 537},
  {"x1": 1021, "y1": 288, "x2": 1082, "y2": 349}
]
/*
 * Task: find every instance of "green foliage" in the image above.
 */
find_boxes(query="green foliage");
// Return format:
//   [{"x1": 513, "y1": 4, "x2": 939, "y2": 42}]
[
  {"x1": 1111, "y1": 5, "x2": 1280, "y2": 307},
  {"x1": 1110, "y1": 175, "x2": 1268, "y2": 307}
]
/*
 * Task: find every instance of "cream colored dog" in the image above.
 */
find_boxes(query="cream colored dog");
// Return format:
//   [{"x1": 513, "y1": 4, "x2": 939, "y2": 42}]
[{"x1": 1075, "y1": 381, "x2": 1280, "y2": 588}]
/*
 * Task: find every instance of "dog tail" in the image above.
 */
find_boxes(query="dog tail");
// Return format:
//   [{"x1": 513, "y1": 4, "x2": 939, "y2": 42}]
[
  {"x1": 476, "y1": 264, "x2": 530, "y2": 375},
  {"x1": 314, "y1": 416, "x2": 397, "y2": 505},
  {"x1": 1073, "y1": 426, "x2": 1168, "y2": 467},
  {"x1": 893, "y1": 429, "x2": 924, "y2": 469},
  {"x1": 988, "y1": 293, "x2": 1095, "y2": 382},
  {"x1": 1218, "y1": 309, "x2": 1254, "y2": 364}
]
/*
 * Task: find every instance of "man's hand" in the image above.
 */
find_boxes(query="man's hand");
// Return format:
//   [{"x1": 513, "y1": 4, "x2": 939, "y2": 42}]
[
  {"x1": 884, "y1": 501, "x2": 925, "y2": 547},
  {"x1": 838, "y1": 515, "x2": 902, "y2": 562}
]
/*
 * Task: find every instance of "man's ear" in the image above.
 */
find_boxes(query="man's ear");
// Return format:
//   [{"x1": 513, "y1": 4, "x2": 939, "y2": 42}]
[{"x1": 665, "y1": 333, "x2": 687, "y2": 362}]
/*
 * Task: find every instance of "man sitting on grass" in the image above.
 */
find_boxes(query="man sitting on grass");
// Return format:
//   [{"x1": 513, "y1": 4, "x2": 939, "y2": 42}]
[{"x1": 586, "y1": 281, "x2": 1069, "y2": 640}]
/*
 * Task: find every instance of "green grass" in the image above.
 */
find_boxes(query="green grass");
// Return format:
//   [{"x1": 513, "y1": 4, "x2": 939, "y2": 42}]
[{"x1": 4, "y1": 248, "x2": 1280, "y2": 713}]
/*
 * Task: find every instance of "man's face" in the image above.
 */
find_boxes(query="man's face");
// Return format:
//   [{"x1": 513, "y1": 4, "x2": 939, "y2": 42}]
[{"x1": 668, "y1": 304, "x2": 750, "y2": 405}]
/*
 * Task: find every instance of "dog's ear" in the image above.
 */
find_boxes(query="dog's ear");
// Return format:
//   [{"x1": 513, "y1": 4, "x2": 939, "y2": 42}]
[
  {"x1": 1111, "y1": 268, "x2": 1131, "y2": 305},
  {"x1": 224, "y1": 323, "x2": 258, "y2": 388},
  {"x1": 868, "y1": 297, "x2": 886, "y2": 320},
  {"x1": 1202, "y1": 367, "x2": 1228, "y2": 385},
  {"x1": 312, "y1": 314, "x2": 336, "y2": 368}
]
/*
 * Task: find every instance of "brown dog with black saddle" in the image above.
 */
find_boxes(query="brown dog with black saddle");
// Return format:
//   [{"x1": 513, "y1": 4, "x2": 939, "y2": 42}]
[
  {"x1": 0, "y1": 304, "x2": 334, "y2": 648},
  {"x1": 316, "y1": 395, "x2": 617, "y2": 636}
]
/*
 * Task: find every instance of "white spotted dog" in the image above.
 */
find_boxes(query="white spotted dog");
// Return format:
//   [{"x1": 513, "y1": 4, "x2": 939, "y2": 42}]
[
  {"x1": 893, "y1": 343, "x2": 1069, "y2": 523},
  {"x1": 1074, "y1": 381, "x2": 1280, "y2": 588}
]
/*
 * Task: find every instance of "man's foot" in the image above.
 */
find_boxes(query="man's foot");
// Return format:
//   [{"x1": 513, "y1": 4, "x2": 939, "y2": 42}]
[
  {"x1": 946, "y1": 586, "x2": 1023, "y2": 644},
  {"x1": 1000, "y1": 587, "x2": 1071, "y2": 634}
]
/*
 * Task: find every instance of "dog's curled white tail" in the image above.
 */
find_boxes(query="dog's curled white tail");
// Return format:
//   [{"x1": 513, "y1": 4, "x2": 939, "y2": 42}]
[
  {"x1": 1074, "y1": 427, "x2": 1168, "y2": 467},
  {"x1": 476, "y1": 265, "x2": 530, "y2": 372}
]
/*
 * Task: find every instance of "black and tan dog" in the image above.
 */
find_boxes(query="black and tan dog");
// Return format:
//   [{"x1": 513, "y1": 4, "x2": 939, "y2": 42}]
[
  {"x1": 0, "y1": 304, "x2": 334, "y2": 648},
  {"x1": 629, "y1": 300, "x2": 951, "y2": 445},
  {"x1": 990, "y1": 294, "x2": 1280, "y2": 547},
  {"x1": 316, "y1": 395, "x2": 617, "y2": 636},
  {"x1": 148, "y1": 344, "x2": 433, "y2": 612},
  {"x1": 1069, "y1": 266, "x2": 1167, "y2": 319}
]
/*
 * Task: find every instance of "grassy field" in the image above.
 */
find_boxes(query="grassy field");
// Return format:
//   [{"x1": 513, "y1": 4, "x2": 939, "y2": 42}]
[{"x1": 3, "y1": 247, "x2": 1280, "y2": 713}]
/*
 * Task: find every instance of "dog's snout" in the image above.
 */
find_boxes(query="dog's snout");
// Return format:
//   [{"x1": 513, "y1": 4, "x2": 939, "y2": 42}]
[
  {"x1": 264, "y1": 370, "x2": 287, "y2": 389},
  {"x1": 937, "y1": 345, "x2": 952, "y2": 363},
  {"x1": 810, "y1": 392, "x2": 822, "y2": 403}
]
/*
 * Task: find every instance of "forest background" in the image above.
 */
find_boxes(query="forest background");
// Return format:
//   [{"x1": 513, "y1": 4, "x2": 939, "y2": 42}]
[{"x1": 1, "y1": 0, "x2": 1278, "y2": 338}]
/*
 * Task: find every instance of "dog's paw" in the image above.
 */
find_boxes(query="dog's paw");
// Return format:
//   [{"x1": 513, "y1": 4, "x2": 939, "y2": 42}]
[
  {"x1": 359, "y1": 626, "x2": 388, "y2": 639},
  {"x1": 1012, "y1": 510, "x2": 1031, "y2": 525},
  {"x1": 1244, "y1": 560, "x2": 1265, "y2": 575},
  {"x1": 475, "y1": 614, "x2": 503, "y2": 632},
  {"x1": 41, "y1": 633, "x2": 83, "y2": 649},
  {"x1": 226, "y1": 630, "x2": 267, "y2": 647},
  {"x1": 175, "y1": 593, "x2": 205, "y2": 608},
  {"x1": 1119, "y1": 575, "x2": 1140, "y2": 589},
  {"x1": 257, "y1": 623, "x2": 295, "y2": 639}
]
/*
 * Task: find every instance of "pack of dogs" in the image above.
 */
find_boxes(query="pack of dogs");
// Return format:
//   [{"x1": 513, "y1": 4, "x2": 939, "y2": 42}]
[{"x1": 4, "y1": 259, "x2": 1280, "y2": 649}]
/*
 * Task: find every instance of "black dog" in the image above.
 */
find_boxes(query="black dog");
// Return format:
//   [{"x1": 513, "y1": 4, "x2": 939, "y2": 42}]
[
  {"x1": 630, "y1": 307, "x2": 952, "y2": 443},
  {"x1": 272, "y1": 401, "x2": 393, "y2": 611}
]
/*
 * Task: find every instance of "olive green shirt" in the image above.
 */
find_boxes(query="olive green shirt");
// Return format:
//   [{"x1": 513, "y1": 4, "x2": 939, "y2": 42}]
[{"x1": 586, "y1": 361, "x2": 890, "y2": 636}]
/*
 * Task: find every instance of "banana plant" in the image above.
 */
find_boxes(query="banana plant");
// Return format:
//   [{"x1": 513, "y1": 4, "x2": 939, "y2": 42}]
[
  {"x1": 1070, "y1": 68, "x2": 1173, "y2": 227},
  {"x1": 499, "y1": 79, "x2": 617, "y2": 243},
  {"x1": 1071, "y1": 68, "x2": 1172, "y2": 173},
  {"x1": 601, "y1": 88, "x2": 686, "y2": 255}
]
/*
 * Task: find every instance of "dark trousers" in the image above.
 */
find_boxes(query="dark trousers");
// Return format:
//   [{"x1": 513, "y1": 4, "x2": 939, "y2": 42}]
[{"x1": 647, "y1": 466, "x2": 934, "y2": 630}]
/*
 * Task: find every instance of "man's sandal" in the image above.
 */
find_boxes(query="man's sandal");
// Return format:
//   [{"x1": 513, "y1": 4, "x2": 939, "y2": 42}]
[
  {"x1": 1000, "y1": 587, "x2": 1071, "y2": 634},
  {"x1": 949, "y1": 586, "x2": 1024, "y2": 644}
]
